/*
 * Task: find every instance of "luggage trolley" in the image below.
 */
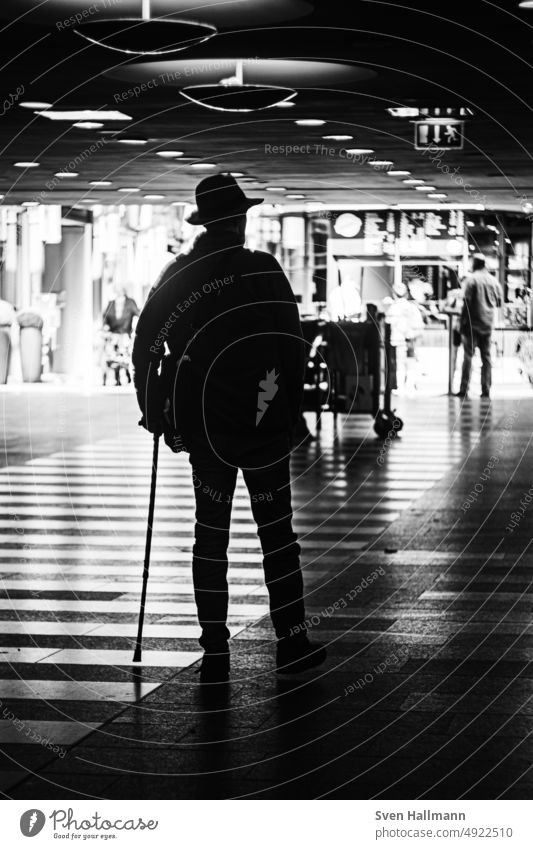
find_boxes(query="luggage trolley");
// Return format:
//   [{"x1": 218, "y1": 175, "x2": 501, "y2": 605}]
[{"x1": 302, "y1": 313, "x2": 403, "y2": 439}]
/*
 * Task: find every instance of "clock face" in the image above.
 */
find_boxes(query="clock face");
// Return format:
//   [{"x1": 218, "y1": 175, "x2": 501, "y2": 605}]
[{"x1": 334, "y1": 212, "x2": 363, "y2": 238}]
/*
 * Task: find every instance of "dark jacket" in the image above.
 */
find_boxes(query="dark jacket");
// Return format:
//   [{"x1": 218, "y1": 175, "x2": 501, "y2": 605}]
[
  {"x1": 103, "y1": 296, "x2": 139, "y2": 335},
  {"x1": 132, "y1": 231, "x2": 305, "y2": 448}
]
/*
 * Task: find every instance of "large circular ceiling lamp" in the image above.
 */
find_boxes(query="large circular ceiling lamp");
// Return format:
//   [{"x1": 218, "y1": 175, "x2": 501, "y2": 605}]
[
  {"x1": 0, "y1": 0, "x2": 312, "y2": 26},
  {"x1": 74, "y1": 0, "x2": 216, "y2": 55},
  {"x1": 180, "y1": 61, "x2": 296, "y2": 111},
  {"x1": 105, "y1": 58, "x2": 377, "y2": 88}
]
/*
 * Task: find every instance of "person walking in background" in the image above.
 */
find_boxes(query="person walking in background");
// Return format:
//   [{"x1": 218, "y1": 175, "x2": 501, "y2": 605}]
[
  {"x1": 443, "y1": 274, "x2": 464, "y2": 392},
  {"x1": 384, "y1": 282, "x2": 424, "y2": 394},
  {"x1": 132, "y1": 174, "x2": 326, "y2": 684},
  {"x1": 103, "y1": 284, "x2": 139, "y2": 336},
  {"x1": 102, "y1": 285, "x2": 140, "y2": 386},
  {"x1": 457, "y1": 254, "x2": 503, "y2": 399}
]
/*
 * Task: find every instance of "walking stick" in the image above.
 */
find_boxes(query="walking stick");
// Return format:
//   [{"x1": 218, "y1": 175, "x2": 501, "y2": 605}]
[{"x1": 133, "y1": 431, "x2": 160, "y2": 663}]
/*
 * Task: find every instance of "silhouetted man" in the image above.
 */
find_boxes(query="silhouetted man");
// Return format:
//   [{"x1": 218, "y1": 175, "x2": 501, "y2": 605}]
[
  {"x1": 457, "y1": 254, "x2": 503, "y2": 399},
  {"x1": 132, "y1": 174, "x2": 326, "y2": 683}
]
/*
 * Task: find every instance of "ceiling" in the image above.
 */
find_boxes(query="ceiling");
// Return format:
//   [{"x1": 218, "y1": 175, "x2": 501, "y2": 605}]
[{"x1": 0, "y1": 0, "x2": 532, "y2": 211}]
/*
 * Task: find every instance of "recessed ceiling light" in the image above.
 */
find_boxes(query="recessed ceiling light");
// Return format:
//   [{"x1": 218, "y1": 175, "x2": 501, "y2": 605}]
[
  {"x1": 144, "y1": 194, "x2": 165, "y2": 199},
  {"x1": 286, "y1": 194, "x2": 306, "y2": 199},
  {"x1": 275, "y1": 100, "x2": 295, "y2": 108},
  {"x1": 20, "y1": 101, "x2": 52, "y2": 110},
  {"x1": 74, "y1": 122, "x2": 104, "y2": 129},
  {"x1": 90, "y1": 180, "x2": 112, "y2": 186},
  {"x1": 387, "y1": 170, "x2": 411, "y2": 176},
  {"x1": 519, "y1": 1, "x2": 533, "y2": 7},
  {"x1": 22, "y1": 201, "x2": 39, "y2": 207},
  {"x1": 323, "y1": 135, "x2": 353, "y2": 141},
  {"x1": 229, "y1": 172, "x2": 245, "y2": 177},
  {"x1": 117, "y1": 139, "x2": 148, "y2": 145},
  {"x1": 55, "y1": 172, "x2": 78, "y2": 178},
  {"x1": 295, "y1": 119, "x2": 326, "y2": 126},
  {"x1": 79, "y1": 199, "x2": 95, "y2": 204},
  {"x1": 266, "y1": 187, "x2": 287, "y2": 192},
  {"x1": 371, "y1": 160, "x2": 394, "y2": 166},
  {"x1": 345, "y1": 148, "x2": 374, "y2": 155},
  {"x1": 156, "y1": 151, "x2": 184, "y2": 158},
  {"x1": 431, "y1": 193, "x2": 448, "y2": 199},
  {"x1": 416, "y1": 186, "x2": 436, "y2": 191},
  {"x1": 189, "y1": 163, "x2": 216, "y2": 169},
  {"x1": 14, "y1": 161, "x2": 39, "y2": 168},
  {"x1": 466, "y1": 220, "x2": 475, "y2": 226},
  {"x1": 36, "y1": 110, "x2": 131, "y2": 121},
  {"x1": 387, "y1": 107, "x2": 420, "y2": 118},
  {"x1": 118, "y1": 187, "x2": 140, "y2": 193},
  {"x1": 403, "y1": 179, "x2": 424, "y2": 185}
]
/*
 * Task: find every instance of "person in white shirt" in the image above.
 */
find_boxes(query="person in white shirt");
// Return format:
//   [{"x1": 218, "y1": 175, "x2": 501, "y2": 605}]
[{"x1": 384, "y1": 282, "x2": 424, "y2": 392}]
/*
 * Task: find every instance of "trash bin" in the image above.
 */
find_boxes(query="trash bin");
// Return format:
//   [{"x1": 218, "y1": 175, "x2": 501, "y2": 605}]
[{"x1": 17, "y1": 310, "x2": 44, "y2": 383}]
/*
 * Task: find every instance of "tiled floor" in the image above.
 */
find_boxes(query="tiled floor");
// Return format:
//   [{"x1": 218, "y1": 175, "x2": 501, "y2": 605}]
[{"x1": 1, "y1": 385, "x2": 532, "y2": 799}]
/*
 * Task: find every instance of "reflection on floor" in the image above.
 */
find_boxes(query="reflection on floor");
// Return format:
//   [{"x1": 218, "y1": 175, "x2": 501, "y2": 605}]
[{"x1": 1, "y1": 391, "x2": 532, "y2": 799}]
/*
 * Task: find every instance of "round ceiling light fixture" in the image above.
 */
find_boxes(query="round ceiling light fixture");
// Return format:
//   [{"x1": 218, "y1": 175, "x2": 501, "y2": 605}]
[
  {"x1": 19, "y1": 101, "x2": 52, "y2": 110},
  {"x1": 181, "y1": 61, "x2": 296, "y2": 112},
  {"x1": 156, "y1": 150, "x2": 184, "y2": 158},
  {"x1": 345, "y1": 148, "x2": 374, "y2": 155},
  {"x1": 74, "y1": 121, "x2": 104, "y2": 129},
  {"x1": 73, "y1": 0, "x2": 217, "y2": 56}
]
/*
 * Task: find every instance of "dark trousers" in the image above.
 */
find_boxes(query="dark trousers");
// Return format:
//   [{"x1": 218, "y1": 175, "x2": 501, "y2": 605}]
[
  {"x1": 188, "y1": 437, "x2": 305, "y2": 651},
  {"x1": 460, "y1": 329, "x2": 492, "y2": 395}
]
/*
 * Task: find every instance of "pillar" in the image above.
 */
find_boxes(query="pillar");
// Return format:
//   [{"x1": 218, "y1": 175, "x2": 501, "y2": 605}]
[{"x1": 52, "y1": 224, "x2": 94, "y2": 381}]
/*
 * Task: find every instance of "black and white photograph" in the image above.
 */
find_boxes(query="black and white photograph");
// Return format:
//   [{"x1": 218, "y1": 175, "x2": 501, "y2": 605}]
[{"x1": 0, "y1": 0, "x2": 532, "y2": 842}]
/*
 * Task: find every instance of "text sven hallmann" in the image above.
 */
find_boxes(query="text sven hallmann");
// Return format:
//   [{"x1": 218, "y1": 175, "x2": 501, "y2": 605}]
[{"x1": 375, "y1": 811, "x2": 466, "y2": 821}]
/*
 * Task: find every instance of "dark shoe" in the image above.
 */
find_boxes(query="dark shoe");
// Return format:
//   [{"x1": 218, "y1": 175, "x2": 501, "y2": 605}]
[
  {"x1": 481, "y1": 391, "x2": 490, "y2": 399},
  {"x1": 454, "y1": 391, "x2": 468, "y2": 398},
  {"x1": 199, "y1": 650, "x2": 230, "y2": 684},
  {"x1": 276, "y1": 635, "x2": 327, "y2": 674}
]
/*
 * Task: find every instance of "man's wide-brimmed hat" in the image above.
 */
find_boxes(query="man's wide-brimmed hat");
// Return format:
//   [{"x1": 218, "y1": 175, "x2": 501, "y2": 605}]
[{"x1": 186, "y1": 174, "x2": 263, "y2": 225}]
